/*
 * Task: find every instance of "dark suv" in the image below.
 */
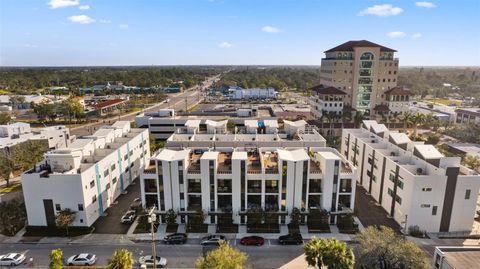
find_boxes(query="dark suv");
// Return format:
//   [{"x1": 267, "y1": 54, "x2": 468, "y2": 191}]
[
  {"x1": 278, "y1": 233, "x2": 303, "y2": 245},
  {"x1": 163, "y1": 233, "x2": 187, "y2": 244}
]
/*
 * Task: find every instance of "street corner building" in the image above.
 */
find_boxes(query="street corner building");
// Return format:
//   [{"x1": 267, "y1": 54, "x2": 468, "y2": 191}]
[
  {"x1": 21, "y1": 121, "x2": 150, "y2": 227},
  {"x1": 342, "y1": 120, "x2": 480, "y2": 234},
  {"x1": 139, "y1": 118, "x2": 357, "y2": 225}
]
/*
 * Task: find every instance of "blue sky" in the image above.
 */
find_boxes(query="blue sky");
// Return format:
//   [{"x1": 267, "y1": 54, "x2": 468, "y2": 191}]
[{"x1": 1, "y1": 0, "x2": 479, "y2": 66}]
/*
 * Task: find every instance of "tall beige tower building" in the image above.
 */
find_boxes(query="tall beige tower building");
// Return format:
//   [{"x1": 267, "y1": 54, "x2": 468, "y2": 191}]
[{"x1": 319, "y1": 40, "x2": 399, "y2": 115}]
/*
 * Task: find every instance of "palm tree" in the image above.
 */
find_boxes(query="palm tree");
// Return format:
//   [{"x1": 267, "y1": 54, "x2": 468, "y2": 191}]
[
  {"x1": 411, "y1": 112, "x2": 426, "y2": 139},
  {"x1": 107, "y1": 249, "x2": 133, "y2": 269},
  {"x1": 401, "y1": 111, "x2": 414, "y2": 131},
  {"x1": 353, "y1": 112, "x2": 365, "y2": 128},
  {"x1": 304, "y1": 237, "x2": 355, "y2": 269}
]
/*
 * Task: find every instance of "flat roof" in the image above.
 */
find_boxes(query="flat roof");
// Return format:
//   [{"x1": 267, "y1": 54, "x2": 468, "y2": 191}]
[
  {"x1": 389, "y1": 132, "x2": 411, "y2": 145},
  {"x1": 68, "y1": 139, "x2": 93, "y2": 150},
  {"x1": 317, "y1": 151, "x2": 341, "y2": 160},
  {"x1": 277, "y1": 149, "x2": 309, "y2": 162},
  {"x1": 232, "y1": 151, "x2": 247, "y2": 159},
  {"x1": 414, "y1": 144, "x2": 444, "y2": 159},
  {"x1": 201, "y1": 151, "x2": 219, "y2": 160},
  {"x1": 185, "y1": 119, "x2": 201, "y2": 127},
  {"x1": 156, "y1": 148, "x2": 189, "y2": 161}
]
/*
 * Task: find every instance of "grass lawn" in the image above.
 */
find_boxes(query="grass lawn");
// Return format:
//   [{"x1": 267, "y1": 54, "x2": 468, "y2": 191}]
[
  {"x1": 0, "y1": 183, "x2": 22, "y2": 193},
  {"x1": 423, "y1": 98, "x2": 462, "y2": 106}
]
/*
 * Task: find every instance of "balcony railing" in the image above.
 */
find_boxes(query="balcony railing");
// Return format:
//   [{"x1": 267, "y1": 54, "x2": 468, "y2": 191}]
[
  {"x1": 188, "y1": 186, "x2": 202, "y2": 193},
  {"x1": 265, "y1": 168, "x2": 279, "y2": 174}
]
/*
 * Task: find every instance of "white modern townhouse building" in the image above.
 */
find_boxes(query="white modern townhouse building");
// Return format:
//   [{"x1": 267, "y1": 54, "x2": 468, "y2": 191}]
[
  {"x1": 22, "y1": 121, "x2": 150, "y2": 227},
  {"x1": 342, "y1": 120, "x2": 480, "y2": 233},
  {"x1": 0, "y1": 122, "x2": 72, "y2": 151},
  {"x1": 135, "y1": 108, "x2": 278, "y2": 140},
  {"x1": 140, "y1": 118, "x2": 357, "y2": 225}
]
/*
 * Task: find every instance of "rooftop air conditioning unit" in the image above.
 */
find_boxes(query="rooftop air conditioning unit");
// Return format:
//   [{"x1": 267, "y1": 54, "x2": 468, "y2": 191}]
[{"x1": 390, "y1": 152, "x2": 396, "y2": 156}]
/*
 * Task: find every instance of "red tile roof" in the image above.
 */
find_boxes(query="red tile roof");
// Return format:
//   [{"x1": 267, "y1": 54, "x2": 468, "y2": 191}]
[
  {"x1": 325, "y1": 40, "x2": 396, "y2": 53},
  {"x1": 95, "y1": 99, "x2": 126, "y2": 109},
  {"x1": 310, "y1": 85, "x2": 346, "y2": 95},
  {"x1": 384, "y1": 86, "x2": 413, "y2": 95}
]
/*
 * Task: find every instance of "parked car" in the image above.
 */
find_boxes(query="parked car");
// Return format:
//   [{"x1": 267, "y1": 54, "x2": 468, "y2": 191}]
[
  {"x1": 120, "y1": 210, "x2": 136, "y2": 224},
  {"x1": 138, "y1": 255, "x2": 167, "y2": 268},
  {"x1": 163, "y1": 233, "x2": 187, "y2": 244},
  {"x1": 67, "y1": 253, "x2": 97, "y2": 266},
  {"x1": 0, "y1": 253, "x2": 26, "y2": 266},
  {"x1": 240, "y1": 236, "x2": 265, "y2": 246},
  {"x1": 278, "y1": 233, "x2": 303, "y2": 245},
  {"x1": 200, "y1": 234, "x2": 226, "y2": 246},
  {"x1": 130, "y1": 198, "x2": 142, "y2": 210}
]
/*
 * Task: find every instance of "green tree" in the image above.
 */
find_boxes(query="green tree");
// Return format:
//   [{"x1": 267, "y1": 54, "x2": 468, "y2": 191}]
[
  {"x1": 165, "y1": 208, "x2": 178, "y2": 226},
  {"x1": 9, "y1": 95, "x2": 25, "y2": 108},
  {"x1": 290, "y1": 207, "x2": 301, "y2": 227},
  {"x1": 49, "y1": 249, "x2": 63, "y2": 269},
  {"x1": 55, "y1": 209, "x2": 76, "y2": 236},
  {"x1": 60, "y1": 97, "x2": 85, "y2": 122},
  {"x1": 0, "y1": 112, "x2": 12, "y2": 125},
  {"x1": 196, "y1": 241, "x2": 249, "y2": 269},
  {"x1": 107, "y1": 249, "x2": 133, "y2": 269},
  {"x1": 353, "y1": 112, "x2": 365, "y2": 128},
  {"x1": 0, "y1": 151, "x2": 15, "y2": 187},
  {"x1": 463, "y1": 155, "x2": 480, "y2": 171},
  {"x1": 0, "y1": 200, "x2": 26, "y2": 236},
  {"x1": 304, "y1": 237, "x2": 354, "y2": 269},
  {"x1": 12, "y1": 140, "x2": 46, "y2": 171},
  {"x1": 356, "y1": 226, "x2": 429, "y2": 269},
  {"x1": 401, "y1": 111, "x2": 414, "y2": 130},
  {"x1": 32, "y1": 101, "x2": 56, "y2": 122},
  {"x1": 411, "y1": 112, "x2": 426, "y2": 138}
]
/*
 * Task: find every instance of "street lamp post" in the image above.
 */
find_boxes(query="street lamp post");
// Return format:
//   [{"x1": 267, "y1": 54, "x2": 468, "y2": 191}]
[{"x1": 147, "y1": 206, "x2": 157, "y2": 268}]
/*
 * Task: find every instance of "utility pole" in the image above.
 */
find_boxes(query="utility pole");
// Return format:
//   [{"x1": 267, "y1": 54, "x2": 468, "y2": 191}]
[
  {"x1": 402, "y1": 214, "x2": 408, "y2": 235},
  {"x1": 147, "y1": 206, "x2": 157, "y2": 268},
  {"x1": 185, "y1": 96, "x2": 188, "y2": 112}
]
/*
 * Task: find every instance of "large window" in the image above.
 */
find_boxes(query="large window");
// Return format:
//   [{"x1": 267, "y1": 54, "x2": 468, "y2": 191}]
[
  {"x1": 265, "y1": 195, "x2": 279, "y2": 211},
  {"x1": 265, "y1": 180, "x2": 278, "y2": 193},
  {"x1": 187, "y1": 195, "x2": 201, "y2": 211},
  {"x1": 144, "y1": 178, "x2": 157, "y2": 193},
  {"x1": 218, "y1": 195, "x2": 232, "y2": 212},
  {"x1": 247, "y1": 180, "x2": 261, "y2": 193},
  {"x1": 309, "y1": 179, "x2": 322, "y2": 193},
  {"x1": 218, "y1": 179, "x2": 232, "y2": 193},
  {"x1": 247, "y1": 195, "x2": 261, "y2": 210},
  {"x1": 188, "y1": 179, "x2": 201, "y2": 193}
]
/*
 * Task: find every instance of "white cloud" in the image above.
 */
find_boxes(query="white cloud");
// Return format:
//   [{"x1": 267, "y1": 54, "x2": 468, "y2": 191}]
[
  {"x1": 219, "y1": 42, "x2": 233, "y2": 48},
  {"x1": 359, "y1": 4, "x2": 403, "y2": 17},
  {"x1": 68, "y1": 15, "x2": 94, "y2": 24},
  {"x1": 119, "y1": 24, "x2": 129, "y2": 29},
  {"x1": 415, "y1": 1, "x2": 436, "y2": 8},
  {"x1": 412, "y1": 33, "x2": 422, "y2": 39},
  {"x1": 78, "y1": 5, "x2": 90, "y2": 10},
  {"x1": 48, "y1": 0, "x2": 79, "y2": 9},
  {"x1": 99, "y1": 19, "x2": 111, "y2": 23},
  {"x1": 387, "y1": 31, "x2": 406, "y2": 38},
  {"x1": 261, "y1": 25, "x2": 281, "y2": 33}
]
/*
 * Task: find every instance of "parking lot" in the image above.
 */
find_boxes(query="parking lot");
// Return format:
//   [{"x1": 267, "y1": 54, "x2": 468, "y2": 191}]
[{"x1": 92, "y1": 180, "x2": 142, "y2": 234}]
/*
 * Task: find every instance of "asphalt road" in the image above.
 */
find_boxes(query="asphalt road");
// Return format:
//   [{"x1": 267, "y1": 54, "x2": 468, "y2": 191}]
[
  {"x1": 0, "y1": 241, "x2": 305, "y2": 268},
  {"x1": 71, "y1": 75, "x2": 218, "y2": 137}
]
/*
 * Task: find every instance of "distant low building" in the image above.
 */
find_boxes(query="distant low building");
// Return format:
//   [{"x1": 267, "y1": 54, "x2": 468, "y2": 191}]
[
  {"x1": 94, "y1": 98, "x2": 128, "y2": 116},
  {"x1": 227, "y1": 86, "x2": 278, "y2": 100},
  {"x1": 163, "y1": 86, "x2": 183, "y2": 93},
  {"x1": 455, "y1": 108, "x2": 480, "y2": 124}
]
